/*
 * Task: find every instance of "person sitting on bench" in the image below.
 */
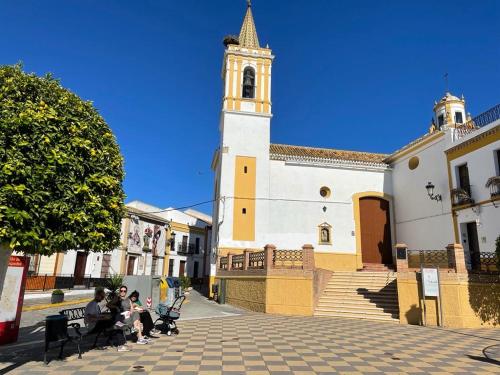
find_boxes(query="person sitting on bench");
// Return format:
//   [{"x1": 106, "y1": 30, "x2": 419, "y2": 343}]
[
  {"x1": 129, "y1": 290, "x2": 160, "y2": 337},
  {"x1": 84, "y1": 287, "x2": 129, "y2": 352},
  {"x1": 118, "y1": 285, "x2": 149, "y2": 345}
]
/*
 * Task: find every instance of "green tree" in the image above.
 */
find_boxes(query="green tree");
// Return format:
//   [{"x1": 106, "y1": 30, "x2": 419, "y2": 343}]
[{"x1": 0, "y1": 65, "x2": 125, "y2": 295}]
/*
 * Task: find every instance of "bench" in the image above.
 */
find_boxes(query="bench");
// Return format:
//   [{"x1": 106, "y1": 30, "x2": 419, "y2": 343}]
[{"x1": 55, "y1": 307, "x2": 128, "y2": 359}]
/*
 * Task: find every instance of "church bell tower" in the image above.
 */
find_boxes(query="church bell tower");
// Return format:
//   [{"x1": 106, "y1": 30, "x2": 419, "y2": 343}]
[{"x1": 212, "y1": 0, "x2": 274, "y2": 252}]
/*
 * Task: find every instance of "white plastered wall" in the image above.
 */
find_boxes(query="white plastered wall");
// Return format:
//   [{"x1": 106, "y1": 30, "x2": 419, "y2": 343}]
[
  {"x1": 391, "y1": 134, "x2": 455, "y2": 250},
  {"x1": 267, "y1": 160, "x2": 392, "y2": 251},
  {"x1": 216, "y1": 111, "x2": 271, "y2": 250}
]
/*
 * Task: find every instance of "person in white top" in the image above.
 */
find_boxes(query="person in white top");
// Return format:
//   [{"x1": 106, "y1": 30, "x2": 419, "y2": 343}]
[{"x1": 84, "y1": 287, "x2": 130, "y2": 352}]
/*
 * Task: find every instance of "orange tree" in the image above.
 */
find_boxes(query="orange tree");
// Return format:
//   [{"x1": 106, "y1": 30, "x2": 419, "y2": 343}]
[{"x1": 0, "y1": 65, "x2": 125, "y2": 295}]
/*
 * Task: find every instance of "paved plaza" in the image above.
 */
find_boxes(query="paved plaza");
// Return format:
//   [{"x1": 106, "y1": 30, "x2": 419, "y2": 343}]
[{"x1": 1, "y1": 304, "x2": 499, "y2": 374}]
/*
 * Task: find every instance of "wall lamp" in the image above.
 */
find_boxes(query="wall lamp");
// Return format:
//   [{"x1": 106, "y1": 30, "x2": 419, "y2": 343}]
[{"x1": 425, "y1": 181, "x2": 442, "y2": 202}]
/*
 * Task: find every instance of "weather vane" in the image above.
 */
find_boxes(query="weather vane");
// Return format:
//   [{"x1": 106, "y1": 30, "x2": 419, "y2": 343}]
[{"x1": 444, "y1": 72, "x2": 449, "y2": 93}]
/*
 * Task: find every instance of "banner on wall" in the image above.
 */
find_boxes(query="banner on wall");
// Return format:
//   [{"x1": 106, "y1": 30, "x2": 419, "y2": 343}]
[{"x1": 0, "y1": 256, "x2": 29, "y2": 345}]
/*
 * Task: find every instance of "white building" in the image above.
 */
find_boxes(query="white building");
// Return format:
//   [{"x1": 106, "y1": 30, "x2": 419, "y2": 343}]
[
  {"x1": 26, "y1": 201, "x2": 214, "y2": 286},
  {"x1": 211, "y1": 2, "x2": 500, "y2": 273}
]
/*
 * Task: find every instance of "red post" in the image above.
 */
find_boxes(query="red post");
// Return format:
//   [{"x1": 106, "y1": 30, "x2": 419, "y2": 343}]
[
  {"x1": 263, "y1": 244, "x2": 276, "y2": 270},
  {"x1": 302, "y1": 244, "x2": 315, "y2": 270},
  {"x1": 395, "y1": 243, "x2": 408, "y2": 272},
  {"x1": 447, "y1": 243, "x2": 466, "y2": 273},
  {"x1": 243, "y1": 250, "x2": 250, "y2": 270}
]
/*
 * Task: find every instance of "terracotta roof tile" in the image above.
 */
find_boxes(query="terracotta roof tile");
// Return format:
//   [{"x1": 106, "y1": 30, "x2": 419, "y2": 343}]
[{"x1": 270, "y1": 143, "x2": 388, "y2": 164}]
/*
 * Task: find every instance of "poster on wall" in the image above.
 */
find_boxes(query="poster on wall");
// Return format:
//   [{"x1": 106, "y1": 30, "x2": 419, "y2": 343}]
[
  {"x1": 0, "y1": 256, "x2": 29, "y2": 345},
  {"x1": 128, "y1": 217, "x2": 166, "y2": 258}
]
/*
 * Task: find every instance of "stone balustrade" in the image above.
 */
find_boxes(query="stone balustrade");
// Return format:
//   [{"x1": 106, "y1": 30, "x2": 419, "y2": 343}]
[{"x1": 218, "y1": 244, "x2": 315, "y2": 276}]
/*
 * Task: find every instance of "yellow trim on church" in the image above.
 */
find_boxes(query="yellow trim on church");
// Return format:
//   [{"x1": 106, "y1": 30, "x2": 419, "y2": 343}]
[{"x1": 233, "y1": 156, "x2": 256, "y2": 241}]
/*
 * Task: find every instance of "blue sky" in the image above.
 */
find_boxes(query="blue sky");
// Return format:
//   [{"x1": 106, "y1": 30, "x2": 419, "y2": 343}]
[{"x1": 1, "y1": 0, "x2": 499, "y2": 213}]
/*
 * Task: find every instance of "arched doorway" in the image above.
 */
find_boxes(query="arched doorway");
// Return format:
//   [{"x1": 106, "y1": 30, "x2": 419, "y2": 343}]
[{"x1": 359, "y1": 197, "x2": 393, "y2": 265}]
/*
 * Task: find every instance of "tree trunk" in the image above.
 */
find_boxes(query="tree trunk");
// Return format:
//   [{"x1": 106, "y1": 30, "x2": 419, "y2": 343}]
[{"x1": 0, "y1": 243, "x2": 13, "y2": 301}]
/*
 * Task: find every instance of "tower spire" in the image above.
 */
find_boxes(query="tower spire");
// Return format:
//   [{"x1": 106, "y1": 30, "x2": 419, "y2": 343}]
[{"x1": 239, "y1": 0, "x2": 260, "y2": 48}]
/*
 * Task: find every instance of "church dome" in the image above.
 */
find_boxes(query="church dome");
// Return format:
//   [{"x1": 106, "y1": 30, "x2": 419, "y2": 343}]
[{"x1": 433, "y1": 92, "x2": 464, "y2": 110}]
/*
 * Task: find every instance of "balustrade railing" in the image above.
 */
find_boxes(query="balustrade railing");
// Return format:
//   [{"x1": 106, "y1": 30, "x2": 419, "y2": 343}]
[
  {"x1": 273, "y1": 249, "x2": 304, "y2": 269},
  {"x1": 231, "y1": 254, "x2": 245, "y2": 270},
  {"x1": 217, "y1": 245, "x2": 314, "y2": 272},
  {"x1": 248, "y1": 251, "x2": 265, "y2": 269},
  {"x1": 219, "y1": 256, "x2": 228, "y2": 270},
  {"x1": 472, "y1": 252, "x2": 499, "y2": 273},
  {"x1": 452, "y1": 103, "x2": 500, "y2": 141},
  {"x1": 407, "y1": 250, "x2": 453, "y2": 269},
  {"x1": 472, "y1": 103, "x2": 500, "y2": 128}
]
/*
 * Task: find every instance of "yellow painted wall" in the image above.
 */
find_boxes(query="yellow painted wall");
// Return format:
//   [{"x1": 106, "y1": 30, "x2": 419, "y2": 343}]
[
  {"x1": 233, "y1": 156, "x2": 256, "y2": 241},
  {"x1": 224, "y1": 277, "x2": 266, "y2": 312},
  {"x1": 217, "y1": 275, "x2": 314, "y2": 316},
  {"x1": 266, "y1": 276, "x2": 313, "y2": 316},
  {"x1": 314, "y1": 252, "x2": 358, "y2": 271},
  {"x1": 397, "y1": 273, "x2": 500, "y2": 328}
]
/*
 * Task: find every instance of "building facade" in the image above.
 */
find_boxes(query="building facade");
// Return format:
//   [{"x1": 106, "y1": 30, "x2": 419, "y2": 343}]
[
  {"x1": 211, "y1": 2, "x2": 500, "y2": 273},
  {"x1": 26, "y1": 201, "x2": 214, "y2": 283}
]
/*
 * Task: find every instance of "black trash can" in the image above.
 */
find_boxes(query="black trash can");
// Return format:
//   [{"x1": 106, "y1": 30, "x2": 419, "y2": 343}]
[{"x1": 44, "y1": 314, "x2": 68, "y2": 363}]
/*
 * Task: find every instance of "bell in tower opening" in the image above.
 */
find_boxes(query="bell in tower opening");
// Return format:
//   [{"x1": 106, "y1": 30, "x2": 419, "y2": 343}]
[{"x1": 242, "y1": 67, "x2": 255, "y2": 99}]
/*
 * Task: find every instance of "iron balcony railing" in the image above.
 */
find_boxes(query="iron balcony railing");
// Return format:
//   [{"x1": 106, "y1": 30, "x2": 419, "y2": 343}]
[
  {"x1": 451, "y1": 185, "x2": 474, "y2": 206},
  {"x1": 453, "y1": 103, "x2": 500, "y2": 141},
  {"x1": 485, "y1": 176, "x2": 500, "y2": 198},
  {"x1": 472, "y1": 103, "x2": 500, "y2": 128},
  {"x1": 176, "y1": 243, "x2": 201, "y2": 255}
]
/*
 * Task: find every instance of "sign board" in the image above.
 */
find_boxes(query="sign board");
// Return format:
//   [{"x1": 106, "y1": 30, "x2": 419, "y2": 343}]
[
  {"x1": 0, "y1": 256, "x2": 29, "y2": 345},
  {"x1": 422, "y1": 267, "x2": 439, "y2": 297}
]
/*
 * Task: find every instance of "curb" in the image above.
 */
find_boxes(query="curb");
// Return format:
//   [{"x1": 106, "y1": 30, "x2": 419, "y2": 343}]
[{"x1": 22, "y1": 297, "x2": 92, "y2": 312}]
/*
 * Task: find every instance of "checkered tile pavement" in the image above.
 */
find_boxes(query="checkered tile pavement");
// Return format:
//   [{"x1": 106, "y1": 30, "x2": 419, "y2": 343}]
[{"x1": 4, "y1": 314, "x2": 500, "y2": 374}]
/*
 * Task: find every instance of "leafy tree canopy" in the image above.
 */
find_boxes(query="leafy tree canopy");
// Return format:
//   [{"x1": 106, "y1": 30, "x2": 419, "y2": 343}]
[{"x1": 0, "y1": 64, "x2": 125, "y2": 255}]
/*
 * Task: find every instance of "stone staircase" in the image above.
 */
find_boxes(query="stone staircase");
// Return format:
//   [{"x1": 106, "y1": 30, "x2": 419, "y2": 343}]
[{"x1": 314, "y1": 271, "x2": 400, "y2": 323}]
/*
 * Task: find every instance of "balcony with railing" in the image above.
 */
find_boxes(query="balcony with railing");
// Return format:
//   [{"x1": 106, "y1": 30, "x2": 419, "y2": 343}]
[
  {"x1": 451, "y1": 185, "x2": 474, "y2": 207},
  {"x1": 453, "y1": 103, "x2": 500, "y2": 141},
  {"x1": 176, "y1": 243, "x2": 200, "y2": 255},
  {"x1": 485, "y1": 176, "x2": 500, "y2": 199}
]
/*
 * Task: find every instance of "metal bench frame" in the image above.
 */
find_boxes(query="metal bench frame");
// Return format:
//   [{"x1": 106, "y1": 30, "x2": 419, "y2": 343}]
[{"x1": 44, "y1": 307, "x2": 126, "y2": 364}]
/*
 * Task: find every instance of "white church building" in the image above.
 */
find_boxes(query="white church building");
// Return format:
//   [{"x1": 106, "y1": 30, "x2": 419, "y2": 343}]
[{"x1": 211, "y1": 2, "x2": 500, "y2": 274}]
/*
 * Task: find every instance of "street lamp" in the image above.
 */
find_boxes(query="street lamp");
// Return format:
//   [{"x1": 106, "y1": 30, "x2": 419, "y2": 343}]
[{"x1": 425, "y1": 181, "x2": 442, "y2": 201}]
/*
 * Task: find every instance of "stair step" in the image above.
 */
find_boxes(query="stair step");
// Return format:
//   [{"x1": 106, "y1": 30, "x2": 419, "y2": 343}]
[
  {"x1": 314, "y1": 313, "x2": 399, "y2": 323},
  {"x1": 329, "y1": 275, "x2": 396, "y2": 279},
  {"x1": 315, "y1": 307, "x2": 399, "y2": 318},
  {"x1": 314, "y1": 271, "x2": 400, "y2": 322},
  {"x1": 314, "y1": 311, "x2": 399, "y2": 322},
  {"x1": 324, "y1": 287, "x2": 398, "y2": 293},
  {"x1": 318, "y1": 297, "x2": 399, "y2": 305},
  {"x1": 316, "y1": 304, "x2": 399, "y2": 313},
  {"x1": 317, "y1": 303, "x2": 399, "y2": 314}
]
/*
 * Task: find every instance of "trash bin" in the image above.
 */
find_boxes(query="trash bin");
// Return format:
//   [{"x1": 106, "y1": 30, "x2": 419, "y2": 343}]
[
  {"x1": 45, "y1": 315, "x2": 68, "y2": 342},
  {"x1": 44, "y1": 314, "x2": 68, "y2": 363}
]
